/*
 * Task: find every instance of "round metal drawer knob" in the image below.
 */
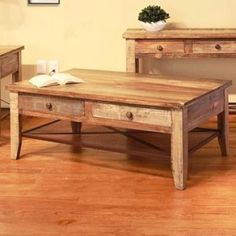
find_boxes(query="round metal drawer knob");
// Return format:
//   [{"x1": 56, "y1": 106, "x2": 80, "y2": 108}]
[
  {"x1": 157, "y1": 45, "x2": 163, "y2": 51},
  {"x1": 46, "y1": 103, "x2": 53, "y2": 111},
  {"x1": 215, "y1": 44, "x2": 221, "y2": 50},
  {"x1": 126, "y1": 111, "x2": 134, "y2": 120}
]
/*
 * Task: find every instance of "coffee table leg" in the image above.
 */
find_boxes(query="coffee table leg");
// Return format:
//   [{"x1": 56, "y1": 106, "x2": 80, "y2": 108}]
[
  {"x1": 10, "y1": 93, "x2": 22, "y2": 160},
  {"x1": 171, "y1": 109, "x2": 188, "y2": 190},
  {"x1": 217, "y1": 89, "x2": 229, "y2": 156},
  {"x1": 71, "y1": 122, "x2": 82, "y2": 134}
]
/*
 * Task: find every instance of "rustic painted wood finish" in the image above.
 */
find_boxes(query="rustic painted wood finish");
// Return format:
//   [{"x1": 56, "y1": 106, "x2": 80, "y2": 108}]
[
  {"x1": 123, "y1": 28, "x2": 236, "y2": 71},
  {"x1": 8, "y1": 69, "x2": 231, "y2": 190}
]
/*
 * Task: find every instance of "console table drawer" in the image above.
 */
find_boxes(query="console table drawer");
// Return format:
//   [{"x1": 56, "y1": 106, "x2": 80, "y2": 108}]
[
  {"x1": 91, "y1": 103, "x2": 171, "y2": 127},
  {"x1": 193, "y1": 40, "x2": 236, "y2": 53},
  {"x1": 19, "y1": 94, "x2": 85, "y2": 118},
  {"x1": 1, "y1": 54, "x2": 18, "y2": 77},
  {"x1": 135, "y1": 40, "x2": 184, "y2": 54}
]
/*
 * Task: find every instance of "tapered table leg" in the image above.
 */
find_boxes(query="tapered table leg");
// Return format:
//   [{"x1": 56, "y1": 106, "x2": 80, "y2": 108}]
[
  {"x1": 10, "y1": 92, "x2": 21, "y2": 160},
  {"x1": 171, "y1": 109, "x2": 188, "y2": 190},
  {"x1": 217, "y1": 89, "x2": 229, "y2": 156},
  {"x1": 71, "y1": 122, "x2": 82, "y2": 134}
]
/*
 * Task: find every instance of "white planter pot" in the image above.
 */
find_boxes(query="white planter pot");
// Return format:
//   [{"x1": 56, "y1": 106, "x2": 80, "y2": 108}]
[{"x1": 139, "y1": 20, "x2": 166, "y2": 32}]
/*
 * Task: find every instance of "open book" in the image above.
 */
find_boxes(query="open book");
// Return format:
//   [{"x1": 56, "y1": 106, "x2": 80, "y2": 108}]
[{"x1": 29, "y1": 73, "x2": 84, "y2": 88}]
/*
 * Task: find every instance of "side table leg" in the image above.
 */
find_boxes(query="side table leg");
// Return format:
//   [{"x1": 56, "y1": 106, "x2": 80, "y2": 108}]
[
  {"x1": 10, "y1": 93, "x2": 22, "y2": 160},
  {"x1": 71, "y1": 122, "x2": 82, "y2": 134},
  {"x1": 126, "y1": 39, "x2": 136, "y2": 73},
  {"x1": 12, "y1": 51, "x2": 22, "y2": 82},
  {"x1": 171, "y1": 109, "x2": 188, "y2": 190},
  {"x1": 217, "y1": 89, "x2": 229, "y2": 156}
]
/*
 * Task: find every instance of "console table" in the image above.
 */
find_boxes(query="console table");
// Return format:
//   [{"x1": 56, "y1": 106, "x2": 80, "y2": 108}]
[
  {"x1": 0, "y1": 46, "x2": 24, "y2": 120},
  {"x1": 8, "y1": 69, "x2": 231, "y2": 190},
  {"x1": 123, "y1": 28, "x2": 236, "y2": 73}
]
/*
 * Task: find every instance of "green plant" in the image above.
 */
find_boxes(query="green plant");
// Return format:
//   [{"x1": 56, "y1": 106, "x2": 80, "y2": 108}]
[{"x1": 138, "y1": 5, "x2": 170, "y2": 23}]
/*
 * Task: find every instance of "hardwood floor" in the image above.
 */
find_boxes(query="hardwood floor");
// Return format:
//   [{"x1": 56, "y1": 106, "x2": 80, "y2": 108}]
[{"x1": 0, "y1": 115, "x2": 236, "y2": 235}]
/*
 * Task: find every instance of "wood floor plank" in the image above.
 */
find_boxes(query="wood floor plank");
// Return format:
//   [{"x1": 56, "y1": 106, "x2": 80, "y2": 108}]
[{"x1": 0, "y1": 116, "x2": 236, "y2": 235}]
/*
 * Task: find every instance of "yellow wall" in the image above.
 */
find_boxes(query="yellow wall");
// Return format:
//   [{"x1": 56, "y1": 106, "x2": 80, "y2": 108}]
[{"x1": 1, "y1": 0, "x2": 236, "y2": 104}]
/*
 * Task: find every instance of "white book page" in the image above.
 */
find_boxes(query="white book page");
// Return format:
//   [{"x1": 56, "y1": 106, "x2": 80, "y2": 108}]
[
  {"x1": 51, "y1": 73, "x2": 84, "y2": 85},
  {"x1": 29, "y1": 74, "x2": 58, "y2": 88}
]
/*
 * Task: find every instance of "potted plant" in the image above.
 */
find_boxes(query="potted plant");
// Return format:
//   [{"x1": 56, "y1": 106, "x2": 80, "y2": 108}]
[{"x1": 138, "y1": 5, "x2": 170, "y2": 32}]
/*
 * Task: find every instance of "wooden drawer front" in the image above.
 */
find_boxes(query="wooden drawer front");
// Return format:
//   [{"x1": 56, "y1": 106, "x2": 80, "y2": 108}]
[
  {"x1": 136, "y1": 40, "x2": 184, "y2": 54},
  {"x1": 1, "y1": 54, "x2": 18, "y2": 77},
  {"x1": 92, "y1": 103, "x2": 171, "y2": 127},
  {"x1": 193, "y1": 40, "x2": 236, "y2": 54},
  {"x1": 19, "y1": 94, "x2": 84, "y2": 118}
]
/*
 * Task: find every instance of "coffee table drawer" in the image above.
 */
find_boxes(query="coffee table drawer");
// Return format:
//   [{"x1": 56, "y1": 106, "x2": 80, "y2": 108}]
[
  {"x1": 1, "y1": 54, "x2": 18, "y2": 77},
  {"x1": 193, "y1": 40, "x2": 236, "y2": 54},
  {"x1": 91, "y1": 103, "x2": 171, "y2": 127},
  {"x1": 136, "y1": 40, "x2": 184, "y2": 54},
  {"x1": 19, "y1": 94, "x2": 84, "y2": 118}
]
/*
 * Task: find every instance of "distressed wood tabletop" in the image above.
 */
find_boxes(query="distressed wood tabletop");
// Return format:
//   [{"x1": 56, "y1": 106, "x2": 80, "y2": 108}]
[{"x1": 7, "y1": 69, "x2": 232, "y2": 109}]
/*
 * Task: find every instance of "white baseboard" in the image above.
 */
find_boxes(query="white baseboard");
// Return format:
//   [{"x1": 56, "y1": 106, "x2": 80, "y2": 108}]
[{"x1": 229, "y1": 94, "x2": 236, "y2": 103}]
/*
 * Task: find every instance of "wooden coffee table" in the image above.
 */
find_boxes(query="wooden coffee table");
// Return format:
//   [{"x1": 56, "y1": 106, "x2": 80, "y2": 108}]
[{"x1": 8, "y1": 69, "x2": 232, "y2": 190}]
